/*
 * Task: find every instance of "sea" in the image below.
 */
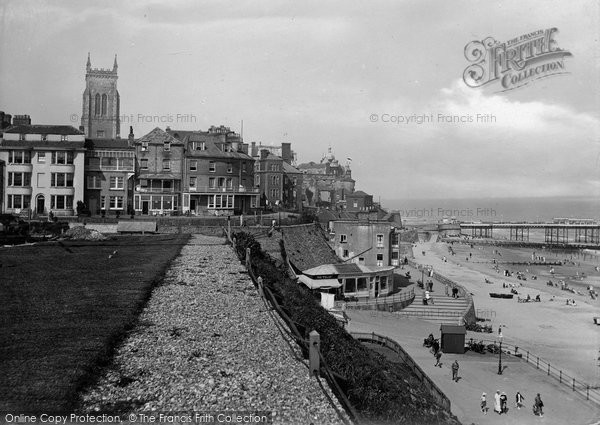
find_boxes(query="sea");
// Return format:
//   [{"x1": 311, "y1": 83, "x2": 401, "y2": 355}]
[{"x1": 382, "y1": 196, "x2": 600, "y2": 223}]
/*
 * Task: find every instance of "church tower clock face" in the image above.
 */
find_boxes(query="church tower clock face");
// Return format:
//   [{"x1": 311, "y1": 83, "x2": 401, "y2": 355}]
[{"x1": 81, "y1": 53, "x2": 120, "y2": 139}]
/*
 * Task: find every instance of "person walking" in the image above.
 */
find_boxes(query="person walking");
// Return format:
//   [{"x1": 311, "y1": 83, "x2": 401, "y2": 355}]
[
  {"x1": 451, "y1": 360, "x2": 459, "y2": 382},
  {"x1": 534, "y1": 393, "x2": 544, "y2": 417},
  {"x1": 494, "y1": 390, "x2": 501, "y2": 414},
  {"x1": 515, "y1": 391, "x2": 525, "y2": 409},
  {"x1": 480, "y1": 392, "x2": 488, "y2": 414},
  {"x1": 434, "y1": 349, "x2": 442, "y2": 367},
  {"x1": 500, "y1": 392, "x2": 508, "y2": 414}
]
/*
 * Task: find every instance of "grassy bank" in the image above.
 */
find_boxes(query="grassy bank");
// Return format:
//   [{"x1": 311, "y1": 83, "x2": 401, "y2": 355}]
[
  {"x1": 0, "y1": 234, "x2": 190, "y2": 413},
  {"x1": 232, "y1": 231, "x2": 460, "y2": 425}
]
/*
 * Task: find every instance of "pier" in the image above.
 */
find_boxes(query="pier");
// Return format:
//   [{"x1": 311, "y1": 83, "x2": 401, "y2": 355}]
[{"x1": 460, "y1": 222, "x2": 600, "y2": 245}]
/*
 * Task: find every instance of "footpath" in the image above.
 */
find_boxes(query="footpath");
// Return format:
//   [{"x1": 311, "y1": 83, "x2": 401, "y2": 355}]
[{"x1": 80, "y1": 234, "x2": 346, "y2": 425}]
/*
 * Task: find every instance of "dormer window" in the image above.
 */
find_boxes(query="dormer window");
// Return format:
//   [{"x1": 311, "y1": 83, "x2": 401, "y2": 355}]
[
  {"x1": 141, "y1": 142, "x2": 148, "y2": 152},
  {"x1": 19, "y1": 134, "x2": 25, "y2": 141},
  {"x1": 164, "y1": 141, "x2": 170, "y2": 152},
  {"x1": 61, "y1": 135, "x2": 68, "y2": 142},
  {"x1": 41, "y1": 134, "x2": 48, "y2": 141}
]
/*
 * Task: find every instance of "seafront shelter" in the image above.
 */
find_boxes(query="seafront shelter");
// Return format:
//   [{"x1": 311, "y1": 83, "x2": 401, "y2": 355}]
[{"x1": 299, "y1": 263, "x2": 395, "y2": 299}]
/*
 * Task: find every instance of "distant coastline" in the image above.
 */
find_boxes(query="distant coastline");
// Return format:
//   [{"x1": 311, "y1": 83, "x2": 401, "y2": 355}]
[{"x1": 382, "y1": 196, "x2": 600, "y2": 223}]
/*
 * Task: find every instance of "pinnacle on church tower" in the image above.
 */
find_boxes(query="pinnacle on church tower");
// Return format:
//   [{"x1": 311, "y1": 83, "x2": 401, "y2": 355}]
[
  {"x1": 86, "y1": 52, "x2": 91, "y2": 72},
  {"x1": 113, "y1": 54, "x2": 118, "y2": 72}
]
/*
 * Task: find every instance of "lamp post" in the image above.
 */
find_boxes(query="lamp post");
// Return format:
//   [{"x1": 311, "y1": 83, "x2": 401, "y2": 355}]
[{"x1": 497, "y1": 327, "x2": 503, "y2": 375}]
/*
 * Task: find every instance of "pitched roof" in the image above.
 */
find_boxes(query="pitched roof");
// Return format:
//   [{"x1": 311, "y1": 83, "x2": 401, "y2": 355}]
[
  {"x1": 282, "y1": 161, "x2": 301, "y2": 174},
  {"x1": 348, "y1": 190, "x2": 371, "y2": 197},
  {"x1": 85, "y1": 138, "x2": 132, "y2": 149},
  {"x1": 137, "y1": 127, "x2": 183, "y2": 145},
  {"x1": 0, "y1": 140, "x2": 85, "y2": 149},
  {"x1": 282, "y1": 223, "x2": 342, "y2": 271},
  {"x1": 4, "y1": 125, "x2": 83, "y2": 135}
]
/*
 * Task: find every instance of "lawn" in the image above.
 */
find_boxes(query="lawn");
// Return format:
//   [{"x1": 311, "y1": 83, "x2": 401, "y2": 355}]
[{"x1": 0, "y1": 234, "x2": 190, "y2": 413}]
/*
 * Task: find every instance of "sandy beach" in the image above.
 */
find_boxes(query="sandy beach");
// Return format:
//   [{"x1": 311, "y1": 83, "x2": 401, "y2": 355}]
[{"x1": 412, "y1": 239, "x2": 600, "y2": 387}]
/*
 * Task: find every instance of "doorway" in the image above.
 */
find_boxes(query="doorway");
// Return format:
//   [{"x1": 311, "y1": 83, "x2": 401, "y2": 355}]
[
  {"x1": 142, "y1": 200, "x2": 149, "y2": 215},
  {"x1": 190, "y1": 199, "x2": 197, "y2": 213},
  {"x1": 36, "y1": 195, "x2": 45, "y2": 215}
]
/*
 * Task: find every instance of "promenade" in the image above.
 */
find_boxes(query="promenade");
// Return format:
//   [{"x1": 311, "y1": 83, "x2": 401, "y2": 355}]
[
  {"x1": 347, "y1": 310, "x2": 600, "y2": 425},
  {"x1": 345, "y1": 239, "x2": 600, "y2": 424}
]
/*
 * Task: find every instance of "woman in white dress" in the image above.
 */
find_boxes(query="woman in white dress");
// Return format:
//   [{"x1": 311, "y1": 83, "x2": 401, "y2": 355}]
[{"x1": 494, "y1": 390, "x2": 501, "y2": 414}]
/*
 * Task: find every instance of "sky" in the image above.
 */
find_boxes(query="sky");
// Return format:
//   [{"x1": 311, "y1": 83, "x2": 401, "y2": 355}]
[{"x1": 1, "y1": 0, "x2": 599, "y2": 204}]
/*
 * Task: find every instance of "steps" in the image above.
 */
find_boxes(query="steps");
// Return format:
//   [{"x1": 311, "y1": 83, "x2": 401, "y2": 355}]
[{"x1": 395, "y1": 294, "x2": 468, "y2": 324}]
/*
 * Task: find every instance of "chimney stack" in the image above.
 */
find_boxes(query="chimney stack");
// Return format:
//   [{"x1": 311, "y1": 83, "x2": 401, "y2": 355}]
[{"x1": 128, "y1": 126, "x2": 135, "y2": 146}]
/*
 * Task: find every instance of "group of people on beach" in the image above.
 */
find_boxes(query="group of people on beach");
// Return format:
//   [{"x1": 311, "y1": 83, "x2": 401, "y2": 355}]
[{"x1": 480, "y1": 391, "x2": 544, "y2": 417}]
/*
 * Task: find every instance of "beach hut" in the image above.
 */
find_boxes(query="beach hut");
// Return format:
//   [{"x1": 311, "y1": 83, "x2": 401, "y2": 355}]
[{"x1": 440, "y1": 324, "x2": 466, "y2": 354}]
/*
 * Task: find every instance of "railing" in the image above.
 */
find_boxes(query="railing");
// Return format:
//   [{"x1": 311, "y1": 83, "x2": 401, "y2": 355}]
[
  {"x1": 468, "y1": 337, "x2": 600, "y2": 406},
  {"x1": 188, "y1": 186, "x2": 260, "y2": 193},
  {"x1": 224, "y1": 229, "x2": 358, "y2": 425},
  {"x1": 338, "y1": 288, "x2": 415, "y2": 312},
  {"x1": 407, "y1": 258, "x2": 476, "y2": 325},
  {"x1": 351, "y1": 332, "x2": 451, "y2": 412}
]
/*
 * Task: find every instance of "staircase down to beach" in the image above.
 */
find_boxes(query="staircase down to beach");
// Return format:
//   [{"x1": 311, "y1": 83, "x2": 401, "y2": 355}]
[{"x1": 394, "y1": 293, "x2": 469, "y2": 325}]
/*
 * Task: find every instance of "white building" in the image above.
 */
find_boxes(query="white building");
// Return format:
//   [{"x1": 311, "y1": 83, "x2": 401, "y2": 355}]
[{"x1": 0, "y1": 125, "x2": 86, "y2": 216}]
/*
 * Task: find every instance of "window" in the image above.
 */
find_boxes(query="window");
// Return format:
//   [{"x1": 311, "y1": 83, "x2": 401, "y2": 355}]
[
  {"x1": 19, "y1": 134, "x2": 25, "y2": 141},
  {"x1": 189, "y1": 176, "x2": 197, "y2": 188},
  {"x1": 163, "y1": 180, "x2": 172, "y2": 191},
  {"x1": 8, "y1": 194, "x2": 31, "y2": 209},
  {"x1": 101, "y1": 196, "x2": 106, "y2": 210},
  {"x1": 358, "y1": 257, "x2": 365, "y2": 264},
  {"x1": 8, "y1": 150, "x2": 31, "y2": 164},
  {"x1": 141, "y1": 142, "x2": 149, "y2": 151},
  {"x1": 189, "y1": 160, "x2": 197, "y2": 171},
  {"x1": 87, "y1": 175, "x2": 102, "y2": 189},
  {"x1": 251, "y1": 196, "x2": 258, "y2": 208},
  {"x1": 345, "y1": 278, "x2": 356, "y2": 293},
  {"x1": 37, "y1": 152, "x2": 46, "y2": 163},
  {"x1": 96, "y1": 130, "x2": 105, "y2": 138},
  {"x1": 192, "y1": 141, "x2": 206, "y2": 150},
  {"x1": 380, "y1": 276, "x2": 388, "y2": 290},
  {"x1": 227, "y1": 163, "x2": 233, "y2": 173},
  {"x1": 109, "y1": 196, "x2": 124, "y2": 209},
  {"x1": 164, "y1": 141, "x2": 170, "y2": 151},
  {"x1": 51, "y1": 195, "x2": 73, "y2": 210},
  {"x1": 340, "y1": 234, "x2": 347, "y2": 243},
  {"x1": 353, "y1": 201, "x2": 358, "y2": 208},
  {"x1": 376, "y1": 254, "x2": 384, "y2": 267},
  {"x1": 209, "y1": 161, "x2": 215, "y2": 172},
  {"x1": 207, "y1": 194, "x2": 234, "y2": 209},
  {"x1": 270, "y1": 175, "x2": 280, "y2": 185},
  {"x1": 8, "y1": 172, "x2": 31, "y2": 187},
  {"x1": 51, "y1": 151, "x2": 74, "y2": 165},
  {"x1": 110, "y1": 176, "x2": 124, "y2": 189},
  {"x1": 140, "y1": 159, "x2": 148, "y2": 169},
  {"x1": 95, "y1": 94, "x2": 101, "y2": 116},
  {"x1": 376, "y1": 234, "x2": 384, "y2": 248},
  {"x1": 218, "y1": 177, "x2": 226, "y2": 188},
  {"x1": 61, "y1": 135, "x2": 68, "y2": 142},
  {"x1": 209, "y1": 177, "x2": 215, "y2": 188},
  {"x1": 101, "y1": 94, "x2": 107, "y2": 116},
  {"x1": 357, "y1": 277, "x2": 368, "y2": 291},
  {"x1": 162, "y1": 160, "x2": 170, "y2": 170},
  {"x1": 270, "y1": 189, "x2": 279, "y2": 198},
  {"x1": 391, "y1": 251, "x2": 399, "y2": 266},
  {"x1": 254, "y1": 175, "x2": 260, "y2": 186},
  {"x1": 270, "y1": 164, "x2": 278, "y2": 171},
  {"x1": 343, "y1": 249, "x2": 349, "y2": 258},
  {"x1": 101, "y1": 157, "x2": 117, "y2": 169},
  {"x1": 51, "y1": 173, "x2": 74, "y2": 187},
  {"x1": 37, "y1": 173, "x2": 45, "y2": 187},
  {"x1": 391, "y1": 233, "x2": 399, "y2": 247},
  {"x1": 226, "y1": 178, "x2": 233, "y2": 188},
  {"x1": 242, "y1": 162, "x2": 246, "y2": 173}
]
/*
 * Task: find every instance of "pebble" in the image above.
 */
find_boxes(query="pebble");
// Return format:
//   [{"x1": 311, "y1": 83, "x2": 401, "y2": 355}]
[{"x1": 80, "y1": 235, "x2": 346, "y2": 424}]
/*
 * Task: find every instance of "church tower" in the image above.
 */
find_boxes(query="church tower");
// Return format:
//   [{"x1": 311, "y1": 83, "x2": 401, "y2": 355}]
[{"x1": 81, "y1": 53, "x2": 120, "y2": 139}]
